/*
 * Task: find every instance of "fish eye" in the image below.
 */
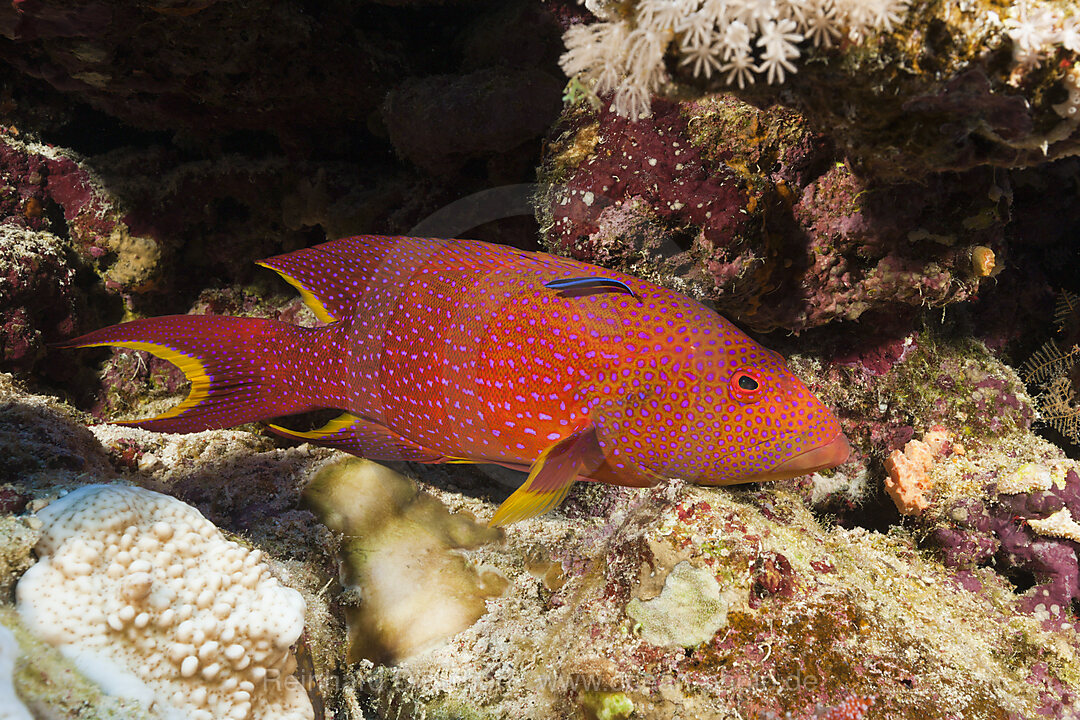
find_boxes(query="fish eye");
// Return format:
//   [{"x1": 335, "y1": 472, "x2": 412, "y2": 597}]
[{"x1": 730, "y1": 368, "x2": 765, "y2": 402}]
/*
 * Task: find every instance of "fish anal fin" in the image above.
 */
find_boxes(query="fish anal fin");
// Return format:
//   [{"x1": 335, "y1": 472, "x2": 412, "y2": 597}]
[
  {"x1": 268, "y1": 413, "x2": 442, "y2": 462},
  {"x1": 489, "y1": 425, "x2": 605, "y2": 527}
]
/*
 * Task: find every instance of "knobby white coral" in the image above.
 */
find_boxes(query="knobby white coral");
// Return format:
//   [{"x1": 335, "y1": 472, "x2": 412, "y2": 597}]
[
  {"x1": 16, "y1": 485, "x2": 312, "y2": 720},
  {"x1": 560, "y1": 0, "x2": 912, "y2": 119}
]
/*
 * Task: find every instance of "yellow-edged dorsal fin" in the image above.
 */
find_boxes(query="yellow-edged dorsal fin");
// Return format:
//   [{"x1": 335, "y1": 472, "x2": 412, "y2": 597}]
[{"x1": 256, "y1": 261, "x2": 336, "y2": 323}]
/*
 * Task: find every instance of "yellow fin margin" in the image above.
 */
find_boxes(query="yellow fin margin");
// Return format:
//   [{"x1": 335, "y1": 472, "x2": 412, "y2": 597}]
[
  {"x1": 488, "y1": 443, "x2": 577, "y2": 527},
  {"x1": 256, "y1": 261, "x2": 336, "y2": 323},
  {"x1": 488, "y1": 482, "x2": 575, "y2": 527},
  {"x1": 78, "y1": 341, "x2": 210, "y2": 423},
  {"x1": 267, "y1": 412, "x2": 358, "y2": 439}
]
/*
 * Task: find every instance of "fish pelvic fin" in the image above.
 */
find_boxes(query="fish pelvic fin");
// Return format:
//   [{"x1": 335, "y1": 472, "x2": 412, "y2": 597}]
[
  {"x1": 489, "y1": 425, "x2": 605, "y2": 527},
  {"x1": 61, "y1": 315, "x2": 337, "y2": 433},
  {"x1": 268, "y1": 413, "x2": 443, "y2": 462}
]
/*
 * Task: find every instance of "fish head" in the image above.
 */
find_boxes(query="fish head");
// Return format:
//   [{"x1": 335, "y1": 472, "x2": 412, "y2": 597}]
[
  {"x1": 586, "y1": 314, "x2": 849, "y2": 487},
  {"x1": 684, "y1": 338, "x2": 851, "y2": 485}
]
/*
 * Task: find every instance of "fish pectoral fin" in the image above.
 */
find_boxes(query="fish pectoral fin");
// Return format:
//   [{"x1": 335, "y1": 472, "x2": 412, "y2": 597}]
[{"x1": 489, "y1": 426, "x2": 605, "y2": 527}]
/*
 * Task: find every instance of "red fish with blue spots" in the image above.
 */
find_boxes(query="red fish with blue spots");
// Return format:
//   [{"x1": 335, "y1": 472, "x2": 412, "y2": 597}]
[{"x1": 64, "y1": 236, "x2": 850, "y2": 525}]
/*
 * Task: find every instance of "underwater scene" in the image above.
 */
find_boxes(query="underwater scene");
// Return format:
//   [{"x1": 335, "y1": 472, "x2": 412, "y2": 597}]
[{"x1": 4, "y1": 0, "x2": 1080, "y2": 718}]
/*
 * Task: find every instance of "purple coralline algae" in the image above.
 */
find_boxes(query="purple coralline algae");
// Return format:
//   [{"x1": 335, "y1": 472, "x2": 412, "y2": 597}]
[
  {"x1": 0, "y1": 129, "x2": 162, "y2": 295},
  {"x1": 0, "y1": 227, "x2": 76, "y2": 372},
  {"x1": 935, "y1": 470, "x2": 1080, "y2": 628},
  {"x1": 539, "y1": 95, "x2": 1006, "y2": 332}
]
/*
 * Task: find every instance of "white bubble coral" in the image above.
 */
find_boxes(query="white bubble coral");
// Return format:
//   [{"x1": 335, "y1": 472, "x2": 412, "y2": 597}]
[{"x1": 15, "y1": 485, "x2": 312, "y2": 720}]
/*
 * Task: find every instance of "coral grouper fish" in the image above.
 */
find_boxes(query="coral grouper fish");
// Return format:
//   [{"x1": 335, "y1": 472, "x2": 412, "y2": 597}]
[{"x1": 65, "y1": 235, "x2": 850, "y2": 525}]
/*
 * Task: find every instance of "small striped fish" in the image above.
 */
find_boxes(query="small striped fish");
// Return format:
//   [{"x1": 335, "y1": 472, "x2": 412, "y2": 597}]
[{"x1": 64, "y1": 236, "x2": 849, "y2": 525}]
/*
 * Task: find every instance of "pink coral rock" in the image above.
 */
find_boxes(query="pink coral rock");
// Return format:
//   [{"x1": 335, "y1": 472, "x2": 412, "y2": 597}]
[{"x1": 820, "y1": 694, "x2": 874, "y2": 720}]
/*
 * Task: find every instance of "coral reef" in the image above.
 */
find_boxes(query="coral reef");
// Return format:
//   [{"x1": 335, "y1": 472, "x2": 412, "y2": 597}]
[
  {"x1": 2, "y1": 302, "x2": 1080, "y2": 720},
  {"x1": 5, "y1": 0, "x2": 1080, "y2": 717},
  {"x1": 792, "y1": 321, "x2": 1080, "y2": 638},
  {"x1": 539, "y1": 94, "x2": 1006, "y2": 331},
  {"x1": 17, "y1": 484, "x2": 313, "y2": 720},
  {"x1": 559, "y1": 0, "x2": 1080, "y2": 177},
  {"x1": 0, "y1": 225, "x2": 78, "y2": 372},
  {"x1": 786, "y1": 328, "x2": 1038, "y2": 516},
  {"x1": 933, "y1": 466, "x2": 1080, "y2": 629},
  {"x1": 343, "y1": 476, "x2": 1079, "y2": 719},
  {"x1": 303, "y1": 458, "x2": 505, "y2": 665}
]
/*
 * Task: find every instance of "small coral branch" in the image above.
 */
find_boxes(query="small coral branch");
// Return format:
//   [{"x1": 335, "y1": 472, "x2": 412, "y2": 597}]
[
  {"x1": 1022, "y1": 289, "x2": 1080, "y2": 444},
  {"x1": 1021, "y1": 340, "x2": 1080, "y2": 385}
]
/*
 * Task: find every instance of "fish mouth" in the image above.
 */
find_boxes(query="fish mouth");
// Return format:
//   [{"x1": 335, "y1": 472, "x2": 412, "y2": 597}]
[
  {"x1": 698, "y1": 431, "x2": 852, "y2": 486},
  {"x1": 749, "y1": 432, "x2": 851, "y2": 483}
]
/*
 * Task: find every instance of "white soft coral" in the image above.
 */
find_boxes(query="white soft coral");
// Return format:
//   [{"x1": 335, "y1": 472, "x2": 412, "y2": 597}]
[
  {"x1": 559, "y1": 0, "x2": 912, "y2": 119},
  {"x1": 756, "y1": 18, "x2": 803, "y2": 84},
  {"x1": 1005, "y1": 0, "x2": 1062, "y2": 67}
]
